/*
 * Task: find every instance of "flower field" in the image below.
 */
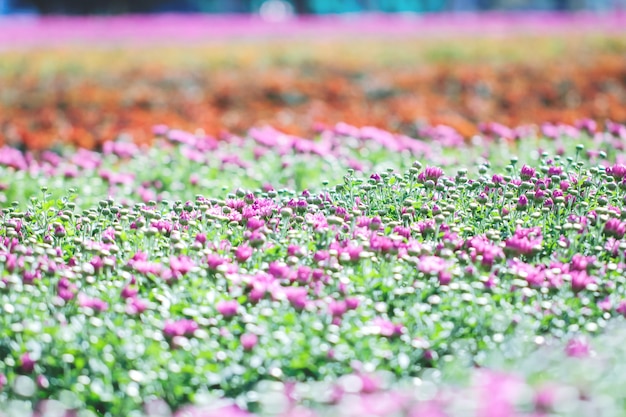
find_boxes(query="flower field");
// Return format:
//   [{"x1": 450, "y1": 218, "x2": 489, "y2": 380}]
[
  {"x1": 1, "y1": 14, "x2": 626, "y2": 148},
  {"x1": 2, "y1": 12, "x2": 626, "y2": 417}
]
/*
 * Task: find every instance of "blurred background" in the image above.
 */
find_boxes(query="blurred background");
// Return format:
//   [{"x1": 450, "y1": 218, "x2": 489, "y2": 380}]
[
  {"x1": 1, "y1": 0, "x2": 625, "y2": 150},
  {"x1": 1, "y1": 0, "x2": 625, "y2": 15}
]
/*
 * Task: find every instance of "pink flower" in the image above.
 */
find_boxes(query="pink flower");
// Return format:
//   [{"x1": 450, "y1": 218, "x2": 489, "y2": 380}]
[
  {"x1": 78, "y1": 293, "x2": 108, "y2": 312},
  {"x1": 163, "y1": 319, "x2": 198, "y2": 338},
  {"x1": 371, "y1": 317, "x2": 404, "y2": 338},
  {"x1": 121, "y1": 286, "x2": 138, "y2": 299},
  {"x1": 216, "y1": 300, "x2": 239, "y2": 318},
  {"x1": 283, "y1": 287, "x2": 308, "y2": 310},
  {"x1": 126, "y1": 298, "x2": 148, "y2": 315},
  {"x1": 234, "y1": 245, "x2": 253, "y2": 263},
  {"x1": 520, "y1": 165, "x2": 536, "y2": 180},
  {"x1": 195, "y1": 233, "x2": 207, "y2": 245},
  {"x1": 565, "y1": 337, "x2": 590, "y2": 358},
  {"x1": 170, "y1": 255, "x2": 195, "y2": 277},
  {"x1": 603, "y1": 218, "x2": 626, "y2": 239},
  {"x1": 570, "y1": 270, "x2": 595, "y2": 293},
  {"x1": 418, "y1": 256, "x2": 447, "y2": 275},
  {"x1": 20, "y1": 353, "x2": 36, "y2": 373},
  {"x1": 329, "y1": 300, "x2": 347, "y2": 317},
  {"x1": 240, "y1": 333, "x2": 258, "y2": 351},
  {"x1": 598, "y1": 297, "x2": 612, "y2": 311}
]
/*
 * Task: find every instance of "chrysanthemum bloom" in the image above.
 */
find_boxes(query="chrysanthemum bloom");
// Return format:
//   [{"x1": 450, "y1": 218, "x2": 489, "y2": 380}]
[
  {"x1": 283, "y1": 287, "x2": 308, "y2": 310},
  {"x1": 234, "y1": 245, "x2": 253, "y2": 263},
  {"x1": 216, "y1": 300, "x2": 239, "y2": 318},
  {"x1": 20, "y1": 353, "x2": 36, "y2": 373},
  {"x1": 565, "y1": 337, "x2": 590, "y2": 358},
  {"x1": 163, "y1": 319, "x2": 198, "y2": 338},
  {"x1": 328, "y1": 300, "x2": 347, "y2": 317},
  {"x1": 520, "y1": 165, "x2": 536, "y2": 180},
  {"x1": 240, "y1": 333, "x2": 258, "y2": 351},
  {"x1": 78, "y1": 293, "x2": 108, "y2": 312},
  {"x1": 607, "y1": 164, "x2": 626, "y2": 180},
  {"x1": 603, "y1": 218, "x2": 626, "y2": 239},
  {"x1": 417, "y1": 166, "x2": 444, "y2": 183}
]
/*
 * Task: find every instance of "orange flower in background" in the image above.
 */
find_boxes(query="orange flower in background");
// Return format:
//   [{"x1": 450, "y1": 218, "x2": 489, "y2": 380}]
[{"x1": 1, "y1": 36, "x2": 625, "y2": 150}]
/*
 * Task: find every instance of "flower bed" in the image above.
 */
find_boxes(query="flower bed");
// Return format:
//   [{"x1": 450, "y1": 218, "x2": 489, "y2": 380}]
[
  {"x1": 1, "y1": 14, "x2": 625, "y2": 149},
  {"x1": 2, "y1": 121, "x2": 626, "y2": 415}
]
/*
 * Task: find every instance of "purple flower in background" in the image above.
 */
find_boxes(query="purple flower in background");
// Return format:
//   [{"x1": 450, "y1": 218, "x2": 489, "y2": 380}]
[
  {"x1": 598, "y1": 297, "x2": 612, "y2": 311},
  {"x1": 268, "y1": 261, "x2": 290, "y2": 279},
  {"x1": 175, "y1": 404, "x2": 252, "y2": 417},
  {"x1": 216, "y1": 300, "x2": 239, "y2": 318},
  {"x1": 370, "y1": 317, "x2": 404, "y2": 338},
  {"x1": 163, "y1": 319, "x2": 198, "y2": 338},
  {"x1": 195, "y1": 233, "x2": 207, "y2": 245},
  {"x1": 126, "y1": 298, "x2": 148, "y2": 315},
  {"x1": 329, "y1": 300, "x2": 347, "y2": 317},
  {"x1": 565, "y1": 337, "x2": 591, "y2": 358},
  {"x1": 235, "y1": 245, "x2": 253, "y2": 263},
  {"x1": 283, "y1": 287, "x2": 308, "y2": 310},
  {"x1": 20, "y1": 353, "x2": 36, "y2": 373},
  {"x1": 570, "y1": 270, "x2": 595, "y2": 293},
  {"x1": 418, "y1": 166, "x2": 444, "y2": 183},
  {"x1": 246, "y1": 216, "x2": 265, "y2": 231},
  {"x1": 240, "y1": 333, "x2": 258, "y2": 351},
  {"x1": 419, "y1": 256, "x2": 447, "y2": 275},
  {"x1": 78, "y1": 293, "x2": 108, "y2": 312},
  {"x1": 520, "y1": 165, "x2": 536, "y2": 180},
  {"x1": 603, "y1": 218, "x2": 626, "y2": 239},
  {"x1": 607, "y1": 164, "x2": 626, "y2": 180},
  {"x1": 206, "y1": 254, "x2": 228, "y2": 270},
  {"x1": 516, "y1": 195, "x2": 528, "y2": 210}
]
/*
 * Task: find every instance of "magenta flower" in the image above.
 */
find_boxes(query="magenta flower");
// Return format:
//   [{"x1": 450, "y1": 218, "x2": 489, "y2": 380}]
[
  {"x1": 283, "y1": 287, "x2": 308, "y2": 310},
  {"x1": 565, "y1": 337, "x2": 591, "y2": 358},
  {"x1": 163, "y1": 319, "x2": 198, "y2": 338},
  {"x1": 268, "y1": 261, "x2": 290, "y2": 278},
  {"x1": 371, "y1": 317, "x2": 404, "y2": 337},
  {"x1": 170, "y1": 255, "x2": 195, "y2": 277},
  {"x1": 20, "y1": 353, "x2": 36, "y2": 373},
  {"x1": 234, "y1": 245, "x2": 253, "y2": 263},
  {"x1": 598, "y1": 297, "x2": 612, "y2": 311},
  {"x1": 328, "y1": 300, "x2": 347, "y2": 317},
  {"x1": 603, "y1": 218, "x2": 626, "y2": 239},
  {"x1": 174, "y1": 404, "x2": 251, "y2": 417},
  {"x1": 195, "y1": 233, "x2": 207, "y2": 245},
  {"x1": 78, "y1": 293, "x2": 108, "y2": 312},
  {"x1": 520, "y1": 164, "x2": 536, "y2": 180},
  {"x1": 126, "y1": 298, "x2": 148, "y2": 315},
  {"x1": 570, "y1": 270, "x2": 595, "y2": 293},
  {"x1": 346, "y1": 297, "x2": 360, "y2": 310},
  {"x1": 240, "y1": 333, "x2": 258, "y2": 351},
  {"x1": 206, "y1": 254, "x2": 228, "y2": 270},
  {"x1": 418, "y1": 166, "x2": 444, "y2": 183},
  {"x1": 607, "y1": 163, "x2": 626, "y2": 180},
  {"x1": 418, "y1": 256, "x2": 447, "y2": 275},
  {"x1": 121, "y1": 286, "x2": 138, "y2": 299},
  {"x1": 246, "y1": 216, "x2": 265, "y2": 231},
  {"x1": 216, "y1": 300, "x2": 239, "y2": 318}
]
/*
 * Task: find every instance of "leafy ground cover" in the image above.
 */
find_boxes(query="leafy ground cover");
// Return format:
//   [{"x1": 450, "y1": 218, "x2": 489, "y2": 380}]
[
  {"x1": 2, "y1": 120, "x2": 626, "y2": 415},
  {"x1": 1, "y1": 15, "x2": 626, "y2": 149}
]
